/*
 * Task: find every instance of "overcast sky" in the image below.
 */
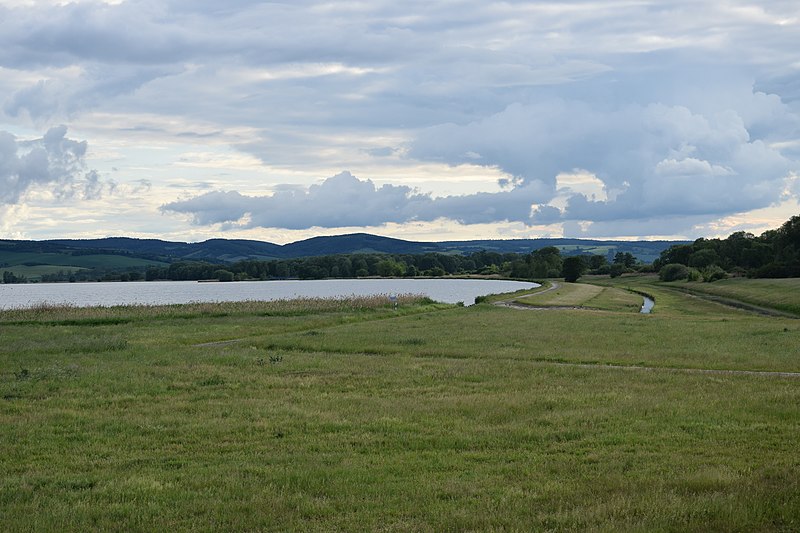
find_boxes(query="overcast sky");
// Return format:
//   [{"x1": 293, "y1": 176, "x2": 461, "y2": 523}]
[{"x1": 1, "y1": 0, "x2": 799, "y2": 243}]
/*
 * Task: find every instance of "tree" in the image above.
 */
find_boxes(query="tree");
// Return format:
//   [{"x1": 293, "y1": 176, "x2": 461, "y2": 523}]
[
  {"x1": 214, "y1": 269, "x2": 235, "y2": 282},
  {"x1": 656, "y1": 244, "x2": 694, "y2": 268},
  {"x1": 609, "y1": 263, "x2": 625, "y2": 278},
  {"x1": 377, "y1": 259, "x2": 404, "y2": 277},
  {"x1": 2, "y1": 271, "x2": 26, "y2": 284},
  {"x1": 531, "y1": 247, "x2": 562, "y2": 278},
  {"x1": 510, "y1": 260, "x2": 533, "y2": 279},
  {"x1": 688, "y1": 248, "x2": 719, "y2": 268},
  {"x1": 658, "y1": 263, "x2": 689, "y2": 282},
  {"x1": 562, "y1": 256, "x2": 587, "y2": 283},
  {"x1": 614, "y1": 251, "x2": 636, "y2": 268},
  {"x1": 774, "y1": 215, "x2": 800, "y2": 263},
  {"x1": 588, "y1": 255, "x2": 607, "y2": 270}
]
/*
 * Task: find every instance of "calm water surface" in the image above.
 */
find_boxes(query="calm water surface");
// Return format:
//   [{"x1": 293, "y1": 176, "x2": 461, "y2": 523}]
[{"x1": 0, "y1": 279, "x2": 538, "y2": 310}]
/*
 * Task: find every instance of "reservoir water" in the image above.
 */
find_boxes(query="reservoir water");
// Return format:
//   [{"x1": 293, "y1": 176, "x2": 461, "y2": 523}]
[{"x1": 0, "y1": 278, "x2": 538, "y2": 310}]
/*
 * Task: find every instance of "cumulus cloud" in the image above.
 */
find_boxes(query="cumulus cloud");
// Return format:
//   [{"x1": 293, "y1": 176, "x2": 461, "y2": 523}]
[
  {"x1": 162, "y1": 171, "x2": 549, "y2": 229},
  {"x1": 3, "y1": 1, "x2": 800, "y2": 239},
  {"x1": 411, "y1": 91, "x2": 799, "y2": 227},
  {"x1": 0, "y1": 126, "x2": 112, "y2": 204}
]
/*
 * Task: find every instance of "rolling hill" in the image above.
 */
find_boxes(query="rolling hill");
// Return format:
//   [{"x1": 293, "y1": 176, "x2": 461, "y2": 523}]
[{"x1": 0, "y1": 234, "x2": 684, "y2": 276}]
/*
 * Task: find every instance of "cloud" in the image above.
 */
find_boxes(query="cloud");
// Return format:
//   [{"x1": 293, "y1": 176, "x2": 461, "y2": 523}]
[
  {"x1": 0, "y1": 126, "x2": 112, "y2": 204},
  {"x1": 162, "y1": 170, "x2": 550, "y2": 229},
  {"x1": 411, "y1": 89, "x2": 800, "y2": 226},
  {"x1": 3, "y1": 1, "x2": 800, "y2": 240}
]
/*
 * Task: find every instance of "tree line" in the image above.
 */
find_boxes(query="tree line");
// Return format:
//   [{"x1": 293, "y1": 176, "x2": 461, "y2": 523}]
[
  {"x1": 145, "y1": 250, "x2": 540, "y2": 282},
  {"x1": 2, "y1": 248, "x2": 637, "y2": 283},
  {"x1": 23, "y1": 213, "x2": 800, "y2": 285},
  {"x1": 144, "y1": 248, "x2": 644, "y2": 283},
  {"x1": 655, "y1": 215, "x2": 800, "y2": 280}
]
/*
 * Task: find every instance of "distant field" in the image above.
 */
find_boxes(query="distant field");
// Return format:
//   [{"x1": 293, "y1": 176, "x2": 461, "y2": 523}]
[
  {"x1": 1, "y1": 281, "x2": 798, "y2": 530},
  {"x1": 557, "y1": 244, "x2": 614, "y2": 255},
  {"x1": 0, "y1": 251, "x2": 167, "y2": 271},
  {"x1": 1, "y1": 265, "x2": 87, "y2": 279},
  {"x1": 555, "y1": 244, "x2": 662, "y2": 262}
]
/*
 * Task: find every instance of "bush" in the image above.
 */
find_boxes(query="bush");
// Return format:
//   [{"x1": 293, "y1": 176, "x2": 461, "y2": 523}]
[
  {"x1": 594, "y1": 264, "x2": 612, "y2": 275},
  {"x1": 609, "y1": 264, "x2": 625, "y2": 278},
  {"x1": 702, "y1": 265, "x2": 728, "y2": 282},
  {"x1": 686, "y1": 268, "x2": 702, "y2": 282},
  {"x1": 658, "y1": 263, "x2": 690, "y2": 282},
  {"x1": 214, "y1": 269, "x2": 235, "y2": 282},
  {"x1": 751, "y1": 262, "x2": 800, "y2": 278}
]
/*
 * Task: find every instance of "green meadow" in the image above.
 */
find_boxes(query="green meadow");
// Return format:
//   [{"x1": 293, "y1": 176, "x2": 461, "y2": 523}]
[
  {"x1": 665, "y1": 278, "x2": 800, "y2": 316},
  {"x1": 1, "y1": 280, "x2": 799, "y2": 531},
  {"x1": 0, "y1": 250, "x2": 166, "y2": 281}
]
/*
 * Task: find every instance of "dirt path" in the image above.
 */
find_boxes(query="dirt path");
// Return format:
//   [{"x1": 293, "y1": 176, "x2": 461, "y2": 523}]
[{"x1": 534, "y1": 359, "x2": 800, "y2": 379}]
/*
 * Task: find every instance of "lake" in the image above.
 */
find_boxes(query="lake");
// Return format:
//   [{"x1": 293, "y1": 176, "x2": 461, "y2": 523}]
[{"x1": 0, "y1": 278, "x2": 538, "y2": 310}]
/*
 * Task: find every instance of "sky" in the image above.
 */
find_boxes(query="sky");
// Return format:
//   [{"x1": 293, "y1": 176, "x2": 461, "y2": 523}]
[{"x1": 1, "y1": 0, "x2": 799, "y2": 244}]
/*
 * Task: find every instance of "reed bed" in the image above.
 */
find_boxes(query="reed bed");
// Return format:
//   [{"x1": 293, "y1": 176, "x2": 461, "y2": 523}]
[{"x1": 0, "y1": 294, "x2": 435, "y2": 323}]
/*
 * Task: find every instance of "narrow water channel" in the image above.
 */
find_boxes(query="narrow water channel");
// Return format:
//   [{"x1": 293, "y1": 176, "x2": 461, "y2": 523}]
[{"x1": 640, "y1": 296, "x2": 655, "y2": 314}]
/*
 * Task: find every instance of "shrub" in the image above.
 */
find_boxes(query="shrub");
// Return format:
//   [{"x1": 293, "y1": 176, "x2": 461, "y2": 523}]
[
  {"x1": 702, "y1": 265, "x2": 728, "y2": 282},
  {"x1": 658, "y1": 263, "x2": 690, "y2": 282},
  {"x1": 214, "y1": 269, "x2": 235, "y2": 282},
  {"x1": 686, "y1": 268, "x2": 702, "y2": 282},
  {"x1": 594, "y1": 264, "x2": 612, "y2": 275},
  {"x1": 751, "y1": 262, "x2": 800, "y2": 278},
  {"x1": 609, "y1": 264, "x2": 625, "y2": 278}
]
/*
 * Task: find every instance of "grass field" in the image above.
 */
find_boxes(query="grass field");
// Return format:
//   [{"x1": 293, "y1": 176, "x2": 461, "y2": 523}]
[
  {"x1": 0, "y1": 251, "x2": 166, "y2": 272},
  {"x1": 1, "y1": 264, "x2": 87, "y2": 279},
  {"x1": 514, "y1": 282, "x2": 643, "y2": 312},
  {"x1": 1, "y1": 281, "x2": 799, "y2": 531},
  {"x1": 666, "y1": 278, "x2": 800, "y2": 316}
]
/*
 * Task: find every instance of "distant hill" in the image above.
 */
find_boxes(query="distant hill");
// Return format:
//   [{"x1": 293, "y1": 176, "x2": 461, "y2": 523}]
[
  {"x1": 0, "y1": 233, "x2": 685, "y2": 274},
  {"x1": 437, "y1": 238, "x2": 676, "y2": 262}
]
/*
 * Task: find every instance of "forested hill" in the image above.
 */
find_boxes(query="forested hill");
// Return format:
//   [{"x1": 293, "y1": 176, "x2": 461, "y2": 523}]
[{"x1": 1, "y1": 233, "x2": 682, "y2": 264}]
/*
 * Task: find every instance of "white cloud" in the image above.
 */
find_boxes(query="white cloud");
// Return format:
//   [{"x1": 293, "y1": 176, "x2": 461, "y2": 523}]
[
  {"x1": 0, "y1": 126, "x2": 112, "y2": 204},
  {"x1": 1, "y1": 0, "x2": 800, "y2": 240},
  {"x1": 162, "y1": 170, "x2": 550, "y2": 229},
  {"x1": 412, "y1": 91, "x2": 799, "y2": 226}
]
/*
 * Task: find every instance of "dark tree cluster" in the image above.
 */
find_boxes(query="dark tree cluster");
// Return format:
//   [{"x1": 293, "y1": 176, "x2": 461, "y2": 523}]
[
  {"x1": 2, "y1": 271, "x2": 27, "y2": 284},
  {"x1": 29, "y1": 247, "x2": 623, "y2": 284},
  {"x1": 655, "y1": 215, "x2": 800, "y2": 279},
  {"x1": 140, "y1": 251, "x2": 525, "y2": 282}
]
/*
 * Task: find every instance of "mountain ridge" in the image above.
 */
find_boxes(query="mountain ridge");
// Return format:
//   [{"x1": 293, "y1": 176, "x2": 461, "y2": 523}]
[{"x1": 1, "y1": 232, "x2": 685, "y2": 264}]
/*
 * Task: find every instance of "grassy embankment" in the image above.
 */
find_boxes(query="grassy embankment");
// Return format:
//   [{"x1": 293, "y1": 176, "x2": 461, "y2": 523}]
[
  {"x1": 666, "y1": 278, "x2": 800, "y2": 316},
  {"x1": 1, "y1": 281, "x2": 799, "y2": 531},
  {"x1": 512, "y1": 281, "x2": 644, "y2": 312}
]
